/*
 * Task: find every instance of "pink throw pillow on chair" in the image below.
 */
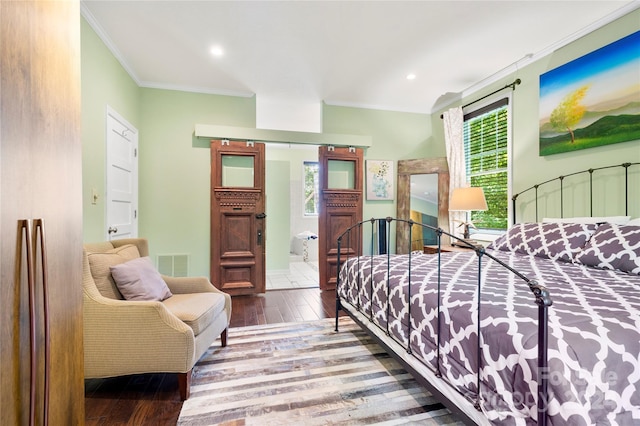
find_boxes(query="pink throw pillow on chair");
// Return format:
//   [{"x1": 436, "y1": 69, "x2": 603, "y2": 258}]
[{"x1": 110, "y1": 256, "x2": 173, "y2": 301}]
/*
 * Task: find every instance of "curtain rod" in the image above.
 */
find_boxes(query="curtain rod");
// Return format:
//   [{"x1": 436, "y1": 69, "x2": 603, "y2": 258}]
[{"x1": 439, "y1": 78, "x2": 521, "y2": 119}]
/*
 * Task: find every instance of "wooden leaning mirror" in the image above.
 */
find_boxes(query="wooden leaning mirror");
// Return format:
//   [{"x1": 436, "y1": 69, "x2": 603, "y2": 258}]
[{"x1": 396, "y1": 157, "x2": 450, "y2": 254}]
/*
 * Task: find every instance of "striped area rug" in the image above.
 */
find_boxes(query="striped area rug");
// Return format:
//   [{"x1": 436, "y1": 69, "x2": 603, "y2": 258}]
[{"x1": 177, "y1": 317, "x2": 465, "y2": 425}]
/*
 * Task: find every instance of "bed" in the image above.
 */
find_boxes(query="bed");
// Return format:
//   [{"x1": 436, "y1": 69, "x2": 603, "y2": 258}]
[{"x1": 335, "y1": 163, "x2": 640, "y2": 425}]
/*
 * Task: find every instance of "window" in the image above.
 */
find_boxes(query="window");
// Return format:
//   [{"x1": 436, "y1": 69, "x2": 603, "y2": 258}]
[
  {"x1": 463, "y1": 98, "x2": 509, "y2": 230},
  {"x1": 303, "y1": 162, "x2": 320, "y2": 215}
]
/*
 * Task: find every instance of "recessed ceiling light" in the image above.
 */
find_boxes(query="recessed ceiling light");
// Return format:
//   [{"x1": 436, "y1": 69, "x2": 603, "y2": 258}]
[
  {"x1": 210, "y1": 46, "x2": 224, "y2": 57},
  {"x1": 406, "y1": 73, "x2": 416, "y2": 80}
]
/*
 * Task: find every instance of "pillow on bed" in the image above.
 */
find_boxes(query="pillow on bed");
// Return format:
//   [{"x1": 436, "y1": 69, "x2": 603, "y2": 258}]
[
  {"x1": 542, "y1": 215, "x2": 630, "y2": 225},
  {"x1": 627, "y1": 217, "x2": 640, "y2": 227},
  {"x1": 486, "y1": 234, "x2": 506, "y2": 250},
  {"x1": 574, "y1": 224, "x2": 640, "y2": 275},
  {"x1": 489, "y1": 222, "x2": 597, "y2": 262},
  {"x1": 110, "y1": 256, "x2": 173, "y2": 301}
]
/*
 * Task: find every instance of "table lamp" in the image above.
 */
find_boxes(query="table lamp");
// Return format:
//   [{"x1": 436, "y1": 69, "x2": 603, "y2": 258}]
[{"x1": 449, "y1": 186, "x2": 488, "y2": 244}]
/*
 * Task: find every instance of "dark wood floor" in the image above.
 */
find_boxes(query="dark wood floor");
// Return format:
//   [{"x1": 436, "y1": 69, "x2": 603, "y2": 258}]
[{"x1": 85, "y1": 288, "x2": 345, "y2": 426}]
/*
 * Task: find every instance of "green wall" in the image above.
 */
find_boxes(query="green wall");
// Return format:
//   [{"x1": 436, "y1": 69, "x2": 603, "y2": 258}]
[
  {"x1": 81, "y1": 17, "x2": 141, "y2": 242},
  {"x1": 265, "y1": 145, "x2": 319, "y2": 271},
  {"x1": 265, "y1": 159, "x2": 291, "y2": 270},
  {"x1": 138, "y1": 88, "x2": 255, "y2": 276},
  {"x1": 81, "y1": 9, "x2": 639, "y2": 276},
  {"x1": 511, "y1": 11, "x2": 639, "y2": 221},
  {"x1": 431, "y1": 9, "x2": 640, "y2": 223},
  {"x1": 323, "y1": 106, "x2": 433, "y2": 250}
]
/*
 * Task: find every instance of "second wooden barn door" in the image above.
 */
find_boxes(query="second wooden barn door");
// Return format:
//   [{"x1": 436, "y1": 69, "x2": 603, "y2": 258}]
[{"x1": 318, "y1": 146, "x2": 363, "y2": 291}]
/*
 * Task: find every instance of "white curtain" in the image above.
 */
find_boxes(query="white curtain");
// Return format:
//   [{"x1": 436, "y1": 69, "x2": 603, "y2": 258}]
[{"x1": 443, "y1": 106, "x2": 466, "y2": 241}]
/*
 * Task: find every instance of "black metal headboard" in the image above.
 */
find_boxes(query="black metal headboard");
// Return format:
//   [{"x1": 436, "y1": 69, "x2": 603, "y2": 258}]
[{"x1": 512, "y1": 162, "x2": 640, "y2": 224}]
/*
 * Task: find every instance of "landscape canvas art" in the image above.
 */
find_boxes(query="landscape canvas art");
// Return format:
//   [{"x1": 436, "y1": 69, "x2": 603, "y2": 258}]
[{"x1": 539, "y1": 30, "x2": 640, "y2": 156}]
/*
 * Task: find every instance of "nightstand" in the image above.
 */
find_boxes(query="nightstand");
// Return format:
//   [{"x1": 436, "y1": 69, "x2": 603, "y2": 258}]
[{"x1": 423, "y1": 245, "x2": 474, "y2": 254}]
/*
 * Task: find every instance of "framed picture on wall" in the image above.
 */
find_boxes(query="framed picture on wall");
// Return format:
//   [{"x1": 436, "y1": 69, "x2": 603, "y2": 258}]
[
  {"x1": 539, "y1": 30, "x2": 640, "y2": 156},
  {"x1": 366, "y1": 160, "x2": 394, "y2": 200}
]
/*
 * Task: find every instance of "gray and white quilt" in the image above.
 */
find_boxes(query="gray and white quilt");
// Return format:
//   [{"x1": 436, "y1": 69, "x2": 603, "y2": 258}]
[{"x1": 338, "y1": 246, "x2": 640, "y2": 425}]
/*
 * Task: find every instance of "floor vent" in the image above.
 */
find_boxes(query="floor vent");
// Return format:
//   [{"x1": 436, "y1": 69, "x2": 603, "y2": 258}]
[{"x1": 157, "y1": 254, "x2": 189, "y2": 277}]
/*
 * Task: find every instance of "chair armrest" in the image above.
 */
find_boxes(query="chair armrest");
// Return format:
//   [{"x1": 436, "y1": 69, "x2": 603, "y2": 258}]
[
  {"x1": 84, "y1": 296, "x2": 189, "y2": 335},
  {"x1": 83, "y1": 292, "x2": 196, "y2": 377},
  {"x1": 162, "y1": 275, "x2": 217, "y2": 294}
]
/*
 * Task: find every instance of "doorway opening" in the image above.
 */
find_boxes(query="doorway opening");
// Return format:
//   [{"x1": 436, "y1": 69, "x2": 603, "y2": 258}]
[{"x1": 265, "y1": 143, "x2": 320, "y2": 290}]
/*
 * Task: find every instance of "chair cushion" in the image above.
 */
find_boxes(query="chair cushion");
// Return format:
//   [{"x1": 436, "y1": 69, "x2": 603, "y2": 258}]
[
  {"x1": 162, "y1": 293, "x2": 226, "y2": 336},
  {"x1": 87, "y1": 244, "x2": 141, "y2": 300},
  {"x1": 110, "y1": 256, "x2": 173, "y2": 301}
]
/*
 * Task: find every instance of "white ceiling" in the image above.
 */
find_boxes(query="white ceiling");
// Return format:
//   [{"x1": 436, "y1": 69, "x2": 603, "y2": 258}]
[{"x1": 81, "y1": 1, "x2": 636, "y2": 115}]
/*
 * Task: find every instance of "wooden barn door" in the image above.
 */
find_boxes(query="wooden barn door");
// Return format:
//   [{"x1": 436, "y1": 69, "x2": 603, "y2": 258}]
[
  {"x1": 318, "y1": 146, "x2": 363, "y2": 291},
  {"x1": 211, "y1": 140, "x2": 266, "y2": 296}
]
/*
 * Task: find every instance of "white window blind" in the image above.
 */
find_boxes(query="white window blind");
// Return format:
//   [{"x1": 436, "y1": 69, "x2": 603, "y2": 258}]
[{"x1": 463, "y1": 98, "x2": 509, "y2": 230}]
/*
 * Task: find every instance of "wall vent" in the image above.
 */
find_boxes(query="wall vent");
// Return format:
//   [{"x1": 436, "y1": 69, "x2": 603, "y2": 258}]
[{"x1": 157, "y1": 254, "x2": 189, "y2": 277}]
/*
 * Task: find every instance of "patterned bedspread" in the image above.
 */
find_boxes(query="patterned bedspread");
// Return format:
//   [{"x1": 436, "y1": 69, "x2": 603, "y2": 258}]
[{"x1": 337, "y1": 250, "x2": 640, "y2": 425}]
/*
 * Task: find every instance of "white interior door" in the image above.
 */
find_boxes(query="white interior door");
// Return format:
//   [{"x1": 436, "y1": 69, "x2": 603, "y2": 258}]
[{"x1": 106, "y1": 107, "x2": 138, "y2": 240}]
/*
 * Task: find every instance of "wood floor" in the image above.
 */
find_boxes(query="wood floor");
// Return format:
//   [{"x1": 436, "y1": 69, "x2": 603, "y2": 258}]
[{"x1": 84, "y1": 288, "x2": 345, "y2": 426}]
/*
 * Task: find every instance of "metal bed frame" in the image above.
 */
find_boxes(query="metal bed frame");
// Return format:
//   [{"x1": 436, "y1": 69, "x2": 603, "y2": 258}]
[
  {"x1": 336, "y1": 218, "x2": 551, "y2": 425},
  {"x1": 335, "y1": 162, "x2": 639, "y2": 425},
  {"x1": 512, "y1": 162, "x2": 639, "y2": 224}
]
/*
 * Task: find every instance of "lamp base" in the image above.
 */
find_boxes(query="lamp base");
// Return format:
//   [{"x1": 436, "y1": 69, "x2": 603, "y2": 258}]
[{"x1": 452, "y1": 239, "x2": 482, "y2": 249}]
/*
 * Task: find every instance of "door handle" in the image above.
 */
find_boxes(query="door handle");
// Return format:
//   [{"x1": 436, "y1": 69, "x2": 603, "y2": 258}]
[
  {"x1": 20, "y1": 219, "x2": 50, "y2": 426},
  {"x1": 257, "y1": 229, "x2": 262, "y2": 245},
  {"x1": 20, "y1": 220, "x2": 37, "y2": 426},
  {"x1": 108, "y1": 226, "x2": 118, "y2": 234},
  {"x1": 255, "y1": 212, "x2": 266, "y2": 219},
  {"x1": 33, "y1": 219, "x2": 50, "y2": 426}
]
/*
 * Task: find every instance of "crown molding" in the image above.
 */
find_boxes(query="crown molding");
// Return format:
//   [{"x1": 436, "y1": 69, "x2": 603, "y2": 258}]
[
  {"x1": 80, "y1": 2, "x2": 142, "y2": 86},
  {"x1": 432, "y1": 1, "x2": 640, "y2": 114}
]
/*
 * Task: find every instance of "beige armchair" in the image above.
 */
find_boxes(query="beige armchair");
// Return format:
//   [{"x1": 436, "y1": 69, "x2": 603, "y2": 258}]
[{"x1": 82, "y1": 238, "x2": 231, "y2": 400}]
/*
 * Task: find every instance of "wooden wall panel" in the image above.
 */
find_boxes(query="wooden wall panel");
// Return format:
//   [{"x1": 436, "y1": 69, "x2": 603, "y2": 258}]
[{"x1": 0, "y1": 1, "x2": 84, "y2": 424}]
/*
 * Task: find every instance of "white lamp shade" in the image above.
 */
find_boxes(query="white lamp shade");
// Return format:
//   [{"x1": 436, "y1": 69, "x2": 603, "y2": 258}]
[{"x1": 449, "y1": 187, "x2": 488, "y2": 211}]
